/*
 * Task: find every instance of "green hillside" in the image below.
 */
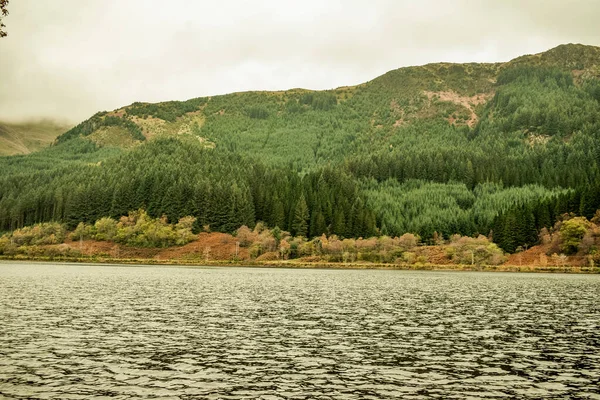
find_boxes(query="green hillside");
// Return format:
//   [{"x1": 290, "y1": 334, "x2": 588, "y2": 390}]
[
  {"x1": 0, "y1": 119, "x2": 72, "y2": 156},
  {"x1": 2, "y1": 43, "x2": 600, "y2": 253}
]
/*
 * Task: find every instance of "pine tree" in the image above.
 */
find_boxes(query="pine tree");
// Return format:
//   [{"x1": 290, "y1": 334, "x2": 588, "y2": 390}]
[
  {"x1": 292, "y1": 194, "x2": 309, "y2": 237},
  {"x1": 332, "y1": 209, "x2": 346, "y2": 237},
  {"x1": 310, "y1": 209, "x2": 327, "y2": 237},
  {"x1": 270, "y1": 198, "x2": 286, "y2": 229}
]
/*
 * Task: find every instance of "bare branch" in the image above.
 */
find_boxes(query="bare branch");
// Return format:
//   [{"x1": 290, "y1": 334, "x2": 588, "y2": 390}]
[{"x1": 0, "y1": 0, "x2": 9, "y2": 37}]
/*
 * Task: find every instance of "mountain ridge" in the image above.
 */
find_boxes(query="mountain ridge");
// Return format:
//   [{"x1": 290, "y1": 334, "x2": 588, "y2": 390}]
[
  {"x1": 3, "y1": 43, "x2": 597, "y2": 157},
  {"x1": 50, "y1": 43, "x2": 600, "y2": 153},
  {"x1": 0, "y1": 119, "x2": 72, "y2": 156},
  {"x1": 1, "y1": 43, "x2": 600, "y2": 255}
]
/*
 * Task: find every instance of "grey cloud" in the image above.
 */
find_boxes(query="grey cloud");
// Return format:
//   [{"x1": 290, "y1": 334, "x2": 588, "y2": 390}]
[{"x1": 0, "y1": 0, "x2": 598, "y2": 123}]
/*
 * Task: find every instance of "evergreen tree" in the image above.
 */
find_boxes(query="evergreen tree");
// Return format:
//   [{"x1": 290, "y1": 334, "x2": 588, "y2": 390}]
[{"x1": 292, "y1": 195, "x2": 309, "y2": 237}]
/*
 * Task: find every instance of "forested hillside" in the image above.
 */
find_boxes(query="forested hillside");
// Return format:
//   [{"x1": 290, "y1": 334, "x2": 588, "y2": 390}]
[{"x1": 2, "y1": 43, "x2": 600, "y2": 253}]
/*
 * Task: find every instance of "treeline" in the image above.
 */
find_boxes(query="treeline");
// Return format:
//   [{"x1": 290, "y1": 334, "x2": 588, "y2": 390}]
[
  {"x1": 71, "y1": 210, "x2": 196, "y2": 247},
  {"x1": 236, "y1": 224, "x2": 504, "y2": 266},
  {"x1": 492, "y1": 182, "x2": 600, "y2": 252},
  {"x1": 0, "y1": 131, "x2": 566, "y2": 244},
  {"x1": 345, "y1": 123, "x2": 600, "y2": 189},
  {"x1": 0, "y1": 218, "x2": 506, "y2": 267},
  {"x1": 0, "y1": 137, "x2": 377, "y2": 239},
  {"x1": 485, "y1": 66, "x2": 599, "y2": 137},
  {"x1": 56, "y1": 113, "x2": 145, "y2": 144},
  {"x1": 125, "y1": 97, "x2": 207, "y2": 122},
  {"x1": 362, "y1": 179, "x2": 567, "y2": 239},
  {"x1": 0, "y1": 210, "x2": 196, "y2": 250}
]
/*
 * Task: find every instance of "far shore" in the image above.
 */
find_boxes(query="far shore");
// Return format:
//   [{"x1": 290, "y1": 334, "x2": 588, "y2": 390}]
[{"x1": 1, "y1": 255, "x2": 598, "y2": 274}]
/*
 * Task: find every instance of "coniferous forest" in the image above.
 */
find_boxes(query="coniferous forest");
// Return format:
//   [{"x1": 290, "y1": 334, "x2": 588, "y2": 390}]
[{"x1": 2, "y1": 44, "x2": 600, "y2": 255}]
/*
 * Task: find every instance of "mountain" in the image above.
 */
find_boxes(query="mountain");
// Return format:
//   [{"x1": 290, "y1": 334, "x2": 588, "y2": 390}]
[
  {"x1": 0, "y1": 119, "x2": 72, "y2": 156},
  {"x1": 2, "y1": 43, "x2": 600, "y2": 253},
  {"x1": 54, "y1": 44, "x2": 600, "y2": 157}
]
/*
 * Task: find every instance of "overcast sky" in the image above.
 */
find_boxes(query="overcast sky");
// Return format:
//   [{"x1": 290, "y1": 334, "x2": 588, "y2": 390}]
[{"x1": 1, "y1": 0, "x2": 599, "y2": 123}]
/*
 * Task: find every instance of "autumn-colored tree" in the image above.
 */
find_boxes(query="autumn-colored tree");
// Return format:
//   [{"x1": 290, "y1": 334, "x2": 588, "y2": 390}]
[
  {"x1": 236, "y1": 225, "x2": 257, "y2": 247},
  {"x1": 94, "y1": 217, "x2": 118, "y2": 241},
  {"x1": 398, "y1": 233, "x2": 419, "y2": 250},
  {"x1": 559, "y1": 217, "x2": 589, "y2": 254}
]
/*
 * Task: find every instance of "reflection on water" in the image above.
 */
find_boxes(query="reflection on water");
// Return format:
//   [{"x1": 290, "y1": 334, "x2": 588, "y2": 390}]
[{"x1": 0, "y1": 262, "x2": 599, "y2": 399}]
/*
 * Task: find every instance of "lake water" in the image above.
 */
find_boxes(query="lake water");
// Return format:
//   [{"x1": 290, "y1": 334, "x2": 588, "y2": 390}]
[{"x1": 0, "y1": 262, "x2": 599, "y2": 399}]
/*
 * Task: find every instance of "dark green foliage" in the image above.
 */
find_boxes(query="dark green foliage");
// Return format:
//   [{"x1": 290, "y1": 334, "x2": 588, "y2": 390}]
[
  {"x1": 496, "y1": 66, "x2": 574, "y2": 87},
  {"x1": 125, "y1": 97, "x2": 207, "y2": 122},
  {"x1": 0, "y1": 137, "x2": 377, "y2": 239},
  {"x1": 291, "y1": 195, "x2": 309, "y2": 237},
  {"x1": 56, "y1": 113, "x2": 145, "y2": 143},
  {"x1": 363, "y1": 179, "x2": 565, "y2": 240},
  {"x1": 247, "y1": 105, "x2": 270, "y2": 119},
  {"x1": 299, "y1": 92, "x2": 338, "y2": 111},
  {"x1": 3, "y1": 44, "x2": 600, "y2": 252},
  {"x1": 492, "y1": 177, "x2": 600, "y2": 253},
  {"x1": 583, "y1": 80, "x2": 600, "y2": 102},
  {"x1": 491, "y1": 190, "x2": 588, "y2": 252},
  {"x1": 487, "y1": 66, "x2": 597, "y2": 137}
]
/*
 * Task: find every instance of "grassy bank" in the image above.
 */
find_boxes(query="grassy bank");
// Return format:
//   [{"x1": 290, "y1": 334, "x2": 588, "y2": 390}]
[{"x1": 1, "y1": 254, "x2": 598, "y2": 274}]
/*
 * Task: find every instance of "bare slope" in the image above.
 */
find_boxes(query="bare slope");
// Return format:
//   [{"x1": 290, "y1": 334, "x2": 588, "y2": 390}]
[{"x1": 0, "y1": 119, "x2": 72, "y2": 156}]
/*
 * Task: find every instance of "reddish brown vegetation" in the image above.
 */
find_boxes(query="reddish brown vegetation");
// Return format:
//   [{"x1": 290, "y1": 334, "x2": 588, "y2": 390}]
[
  {"x1": 63, "y1": 232, "x2": 250, "y2": 262},
  {"x1": 155, "y1": 232, "x2": 250, "y2": 261}
]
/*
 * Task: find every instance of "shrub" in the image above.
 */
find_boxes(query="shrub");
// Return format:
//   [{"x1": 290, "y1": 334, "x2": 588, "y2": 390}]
[
  {"x1": 94, "y1": 218, "x2": 118, "y2": 241},
  {"x1": 446, "y1": 235, "x2": 505, "y2": 265},
  {"x1": 0, "y1": 236, "x2": 15, "y2": 255},
  {"x1": 402, "y1": 252, "x2": 416, "y2": 264},
  {"x1": 279, "y1": 240, "x2": 291, "y2": 259},
  {"x1": 256, "y1": 251, "x2": 279, "y2": 261},
  {"x1": 236, "y1": 225, "x2": 258, "y2": 247},
  {"x1": 111, "y1": 210, "x2": 196, "y2": 248},
  {"x1": 559, "y1": 217, "x2": 589, "y2": 254},
  {"x1": 10, "y1": 223, "x2": 66, "y2": 246},
  {"x1": 398, "y1": 233, "x2": 419, "y2": 250},
  {"x1": 175, "y1": 216, "x2": 197, "y2": 245},
  {"x1": 70, "y1": 222, "x2": 94, "y2": 241}
]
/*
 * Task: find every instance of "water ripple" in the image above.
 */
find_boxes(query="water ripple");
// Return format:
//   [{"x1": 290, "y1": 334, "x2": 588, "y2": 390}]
[{"x1": 1, "y1": 263, "x2": 599, "y2": 399}]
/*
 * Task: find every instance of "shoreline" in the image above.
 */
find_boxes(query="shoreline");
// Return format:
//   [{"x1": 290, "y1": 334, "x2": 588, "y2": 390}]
[{"x1": 1, "y1": 255, "x2": 598, "y2": 274}]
